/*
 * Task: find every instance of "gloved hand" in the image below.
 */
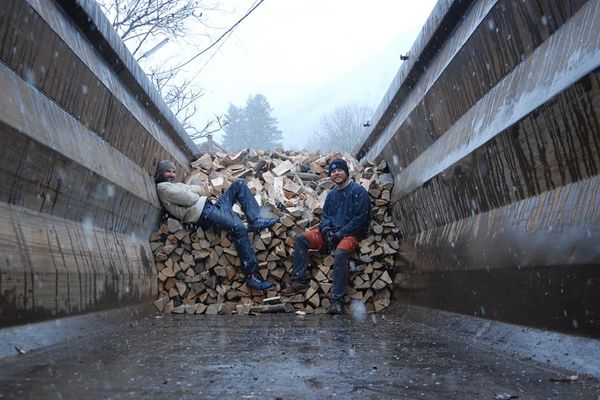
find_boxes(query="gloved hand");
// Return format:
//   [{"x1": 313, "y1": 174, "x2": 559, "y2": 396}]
[
  {"x1": 321, "y1": 229, "x2": 331, "y2": 249},
  {"x1": 324, "y1": 230, "x2": 339, "y2": 251},
  {"x1": 330, "y1": 232, "x2": 342, "y2": 248}
]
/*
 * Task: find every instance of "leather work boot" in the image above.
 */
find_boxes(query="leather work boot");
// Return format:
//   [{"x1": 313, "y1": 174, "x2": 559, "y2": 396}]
[
  {"x1": 281, "y1": 281, "x2": 308, "y2": 297},
  {"x1": 328, "y1": 300, "x2": 342, "y2": 315},
  {"x1": 248, "y1": 217, "x2": 277, "y2": 232}
]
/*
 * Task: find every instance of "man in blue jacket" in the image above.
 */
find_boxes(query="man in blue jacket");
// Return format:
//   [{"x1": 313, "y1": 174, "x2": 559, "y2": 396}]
[{"x1": 281, "y1": 158, "x2": 371, "y2": 314}]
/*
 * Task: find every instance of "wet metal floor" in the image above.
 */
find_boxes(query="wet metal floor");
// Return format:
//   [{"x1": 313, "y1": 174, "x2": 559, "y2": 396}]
[{"x1": 0, "y1": 306, "x2": 599, "y2": 399}]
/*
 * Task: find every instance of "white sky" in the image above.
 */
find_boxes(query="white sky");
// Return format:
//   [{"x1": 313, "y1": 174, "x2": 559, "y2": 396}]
[{"x1": 152, "y1": 1, "x2": 438, "y2": 150}]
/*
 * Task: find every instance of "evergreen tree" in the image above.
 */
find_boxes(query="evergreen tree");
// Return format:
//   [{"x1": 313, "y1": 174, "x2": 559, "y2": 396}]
[
  {"x1": 221, "y1": 94, "x2": 283, "y2": 151},
  {"x1": 221, "y1": 104, "x2": 245, "y2": 151},
  {"x1": 244, "y1": 94, "x2": 283, "y2": 150}
]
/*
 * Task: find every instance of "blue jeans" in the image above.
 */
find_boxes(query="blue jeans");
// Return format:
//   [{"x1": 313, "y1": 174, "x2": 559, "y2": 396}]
[
  {"x1": 292, "y1": 232, "x2": 354, "y2": 301},
  {"x1": 199, "y1": 181, "x2": 261, "y2": 273}
]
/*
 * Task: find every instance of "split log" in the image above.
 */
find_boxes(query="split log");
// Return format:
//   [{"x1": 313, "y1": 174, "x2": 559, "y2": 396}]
[
  {"x1": 151, "y1": 149, "x2": 402, "y2": 315},
  {"x1": 250, "y1": 303, "x2": 294, "y2": 313}
]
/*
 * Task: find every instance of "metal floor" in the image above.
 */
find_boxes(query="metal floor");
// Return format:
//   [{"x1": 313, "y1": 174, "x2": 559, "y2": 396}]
[{"x1": 1, "y1": 304, "x2": 599, "y2": 400}]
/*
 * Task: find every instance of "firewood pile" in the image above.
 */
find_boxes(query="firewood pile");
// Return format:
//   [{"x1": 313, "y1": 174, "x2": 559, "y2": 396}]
[{"x1": 150, "y1": 149, "x2": 402, "y2": 315}]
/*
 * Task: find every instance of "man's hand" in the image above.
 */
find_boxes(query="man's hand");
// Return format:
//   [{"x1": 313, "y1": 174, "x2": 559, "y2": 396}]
[
  {"x1": 324, "y1": 230, "x2": 339, "y2": 251},
  {"x1": 202, "y1": 180, "x2": 214, "y2": 195},
  {"x1": 330, "y1": 232, "x2": 341, "y2": 248}
]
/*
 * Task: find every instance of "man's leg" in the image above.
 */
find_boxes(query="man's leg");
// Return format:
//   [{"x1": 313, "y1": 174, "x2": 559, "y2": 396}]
[
  {"x1": 218, "y1": 180, "x2": 275, "y2": 231},
  {"x1": 216, "y1": 180, "x2": 261, "y2": 220},
  {"x1": 199, "y1": 203, "x2": 257, "y2": 272},
  {"x1": 330, "y1": 236, "x2": 360, "y2": 303},
  {"x1": 282, "y1": 229, "x2": 325, "y2": 296},
  {"x1": 199, "y1": 204, "x2": 272, "y2": 290}
]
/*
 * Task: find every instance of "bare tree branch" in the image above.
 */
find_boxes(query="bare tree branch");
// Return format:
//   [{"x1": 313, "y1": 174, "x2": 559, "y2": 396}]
[
  {"x1": 96, "y1": 0, "x2": 246, "y2": 143},
  {"x1": 188, "y1": 115, "x2": 228, "y2": 142},
  {"x1": 309, "y1": 104, "x2": 372, "y2": 153},
  {"x1": 98, "y1": 0, "x2": 207, "y2": 56}
]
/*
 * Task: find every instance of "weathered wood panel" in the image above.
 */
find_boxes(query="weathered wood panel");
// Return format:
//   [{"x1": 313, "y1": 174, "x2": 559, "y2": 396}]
[
  {"x1": 0, "y1": 203, "x2": 155, "y2": 324},
  {"x1": 366, "y1": 0, "x2": 588, "y2": 169},
  {"x1": 357, "y1": 0, "x2": 600, "y2": 335},
  {"x1": 395, "y1": 71, "x2": 600, "y2": 236},
  {"x1": 0, "y1": 0, "x2": 197, "y2": 326},
  {"x1": 0, "y1": 0, "x2": 191, "y2": 175}
]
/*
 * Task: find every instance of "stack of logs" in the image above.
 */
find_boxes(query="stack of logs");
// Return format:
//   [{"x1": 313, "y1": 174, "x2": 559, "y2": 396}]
[{"x1": 151, "y1": 149, "x2": 402, "y2": 315}]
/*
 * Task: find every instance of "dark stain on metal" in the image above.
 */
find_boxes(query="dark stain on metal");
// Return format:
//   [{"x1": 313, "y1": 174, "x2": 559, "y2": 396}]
[{"x1": 139, "y1": 244, "x2": 151, "y2": 275}]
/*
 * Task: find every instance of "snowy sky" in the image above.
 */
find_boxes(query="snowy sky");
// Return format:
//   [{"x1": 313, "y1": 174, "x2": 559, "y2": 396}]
[{"x1": 146, "y1": 1, "x2": 438, "y2": 150}]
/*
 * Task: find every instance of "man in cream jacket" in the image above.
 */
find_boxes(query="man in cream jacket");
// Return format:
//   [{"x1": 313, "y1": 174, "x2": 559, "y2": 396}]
[{"x1": 155, "y1": 160, "x2": 275, "y2": 290}]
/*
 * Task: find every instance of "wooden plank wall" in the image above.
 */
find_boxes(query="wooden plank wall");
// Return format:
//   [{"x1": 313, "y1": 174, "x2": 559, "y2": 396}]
[
  {"x1": 0, "y1": 0, "x2": 196, "y2": 326},
  {"x1": 356, "y1": 0, "x2": 600, "y2": 336}
]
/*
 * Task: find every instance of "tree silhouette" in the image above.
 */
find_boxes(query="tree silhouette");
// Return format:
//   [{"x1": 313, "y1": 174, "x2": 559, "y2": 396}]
[
  {"x1": 308, "y1": 103, "x2": 372, "y2": 153},
  {"x1": 222, "y1": 94, "x2": 283, "y2": 151}
]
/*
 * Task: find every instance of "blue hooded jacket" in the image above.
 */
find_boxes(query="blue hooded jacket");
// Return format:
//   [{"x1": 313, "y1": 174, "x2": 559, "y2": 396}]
[{"x1": 319, "y1": 181, "x2": 371, "y2": 240}]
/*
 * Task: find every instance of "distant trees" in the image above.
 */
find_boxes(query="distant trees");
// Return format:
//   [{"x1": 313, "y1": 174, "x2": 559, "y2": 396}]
[
  {"x1": 308, "y1": 104, "x2": 372, "y2": 154},
  {"x1": 222, "y1": 94, "x2": 283, "y2": 151},
  {"x1": 221, "y1": 104, "x2": 245, "y2": 150}
]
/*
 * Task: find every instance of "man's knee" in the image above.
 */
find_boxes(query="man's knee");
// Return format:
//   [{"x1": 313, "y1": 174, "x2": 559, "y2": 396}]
[
  {"x1": 229, "y1": 221, "x2": 247, "y2": 237},
  {"x1": 230, "y1": 180, "x2": 247, "y2": 192},
  {"x1": 337, "y1": 236, "x2": 359, "y2": 253}
]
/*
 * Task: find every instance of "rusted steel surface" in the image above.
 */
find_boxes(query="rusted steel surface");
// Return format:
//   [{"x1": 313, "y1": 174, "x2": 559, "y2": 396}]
[
  {"x1": 357, "y1": 0, "x2": 600, "y2": 335},
  {"x1": 0, "y1": 0, "x2": 197, "y2": 326}
]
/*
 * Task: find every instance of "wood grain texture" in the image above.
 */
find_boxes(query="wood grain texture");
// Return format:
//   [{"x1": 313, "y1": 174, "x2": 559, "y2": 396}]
[
  {"x1": 359, "y1": 0, "x2": 589, "y2": 163},
  {"x1": 0, "y1": 0, "x2": 190, "y2": 177},
  {"x1": 0, "y1": 202, "x2": 156, "y2": 326},
  {"x1": 0, "y1": 0, "x2": 196, "y2": 326},
  {"x1": 394, "y1": 71, "x2": 600, "y2": 236},
  {"x1": 357, "y1": 0, "x2": 600, "y2": 335}
]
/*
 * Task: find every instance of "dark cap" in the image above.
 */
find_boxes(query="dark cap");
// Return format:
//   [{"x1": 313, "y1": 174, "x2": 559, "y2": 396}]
[
  {"x1": 155, "y1": 160, "x2": 176, "y2": 181},
  {"x1": 328, "y1": 158, "x2": 349, "y2": 176}
]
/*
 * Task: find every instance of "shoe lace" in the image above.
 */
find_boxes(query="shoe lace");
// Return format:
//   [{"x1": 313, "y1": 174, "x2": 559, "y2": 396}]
[{"x1": 248, "y1": 274, "x2": 262, "y2": 283}]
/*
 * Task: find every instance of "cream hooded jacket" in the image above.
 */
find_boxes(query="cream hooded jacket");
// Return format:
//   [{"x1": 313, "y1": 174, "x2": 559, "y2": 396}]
[{"x1": 156, "y1": 182, "x2": 209, "y2": 223}]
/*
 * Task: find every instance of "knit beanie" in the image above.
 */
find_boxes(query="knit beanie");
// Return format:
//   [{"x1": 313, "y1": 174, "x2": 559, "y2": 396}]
[
  {"x1": 328, "y1": 158, "x2": 349, "y2": 176},
  {"x1": 154, "y1": 160, "x2": 176, "y2": 181}
]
